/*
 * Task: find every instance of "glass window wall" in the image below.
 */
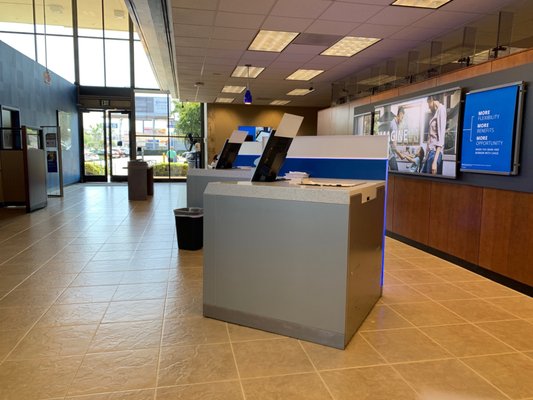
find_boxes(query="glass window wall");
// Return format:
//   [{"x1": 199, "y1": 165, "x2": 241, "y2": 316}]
[
  {"x1": 135, "y1": 93, "x2": 203, "y2": 179},
  {"x1": 104, "y1": 39, "x2": 130, "y2": 87},
  {"x1": 79, "y1": 37, "x2": 105, "y2": 86},
  {"x1": 0, "y1": 0, "x2": 158, "y2": 90}
]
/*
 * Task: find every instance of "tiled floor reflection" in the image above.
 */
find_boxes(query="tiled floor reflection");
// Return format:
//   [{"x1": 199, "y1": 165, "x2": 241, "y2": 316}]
[{"x1": 0, "y1": 183, "x2": 532, "y2": 400}]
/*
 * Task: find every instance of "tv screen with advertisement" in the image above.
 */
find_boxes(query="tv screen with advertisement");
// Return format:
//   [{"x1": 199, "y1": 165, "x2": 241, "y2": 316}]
[
  {"x1": 460, "y1": 82, "x2": 524, "y2": 175},
  {"x1": 374, "y1": 88, "x2": 462, "y2": 179}
]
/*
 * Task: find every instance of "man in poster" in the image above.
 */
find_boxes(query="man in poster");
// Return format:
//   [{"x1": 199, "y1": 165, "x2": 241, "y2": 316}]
[{"x1": 422, "y1": 95, "x2": 447, "y2": 175}]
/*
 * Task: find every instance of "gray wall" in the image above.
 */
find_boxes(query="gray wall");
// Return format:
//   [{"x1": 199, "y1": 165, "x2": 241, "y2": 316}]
[
  {"x1": 0, "y1": 41, "x2": 80, "y2": 185},
  {"x1": 356, "y1": 63, "x2": 533, "y2": 193}
]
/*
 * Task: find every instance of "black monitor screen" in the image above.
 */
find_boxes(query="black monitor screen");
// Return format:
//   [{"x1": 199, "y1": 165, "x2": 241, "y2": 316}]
[
  {"x1": 215, "y1": 139, "x2": 242, "y2": 169},
  {"x1": 251, "y1": 134, "x2": 293, "y2": 182}
]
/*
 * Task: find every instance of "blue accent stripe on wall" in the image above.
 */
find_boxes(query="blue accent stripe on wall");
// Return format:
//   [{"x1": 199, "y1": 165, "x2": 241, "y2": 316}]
[
  {"x1": 235, "y1": 154, "x2": 259, "y2": 167},
  {"x1": 281, "y1": 158, "x2": 388, "y2": 180},
  {"x1": 235, "y1": 154, "x2": 388, "y2": 180}
]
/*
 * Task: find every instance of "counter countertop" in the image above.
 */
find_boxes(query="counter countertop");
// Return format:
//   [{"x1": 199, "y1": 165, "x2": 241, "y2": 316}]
[
  {"x1": 187, "y1": 167, "x2": 253, "y2": 177},
  {"x1": 204, "y1": 179, "x2": 385, "y2": 205}
]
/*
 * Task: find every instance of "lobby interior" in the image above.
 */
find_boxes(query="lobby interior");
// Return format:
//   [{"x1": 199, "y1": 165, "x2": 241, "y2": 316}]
[{"x1": 1, "y1": 0, "x2": 533, "y2": 399}]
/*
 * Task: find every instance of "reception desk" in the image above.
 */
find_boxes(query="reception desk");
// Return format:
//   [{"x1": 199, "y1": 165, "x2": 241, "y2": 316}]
[
  {"x1": 186, "y1": 168, "x2": 253, "y2": 208},
  {"x1": 203, "y1": 180, "x2": 386, "y2": 349}
]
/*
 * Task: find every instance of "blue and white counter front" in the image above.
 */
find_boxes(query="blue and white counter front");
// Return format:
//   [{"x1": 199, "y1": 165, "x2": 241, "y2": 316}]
[{"x1": 187, "y1": 135, "x2": 388, "y2": 207}]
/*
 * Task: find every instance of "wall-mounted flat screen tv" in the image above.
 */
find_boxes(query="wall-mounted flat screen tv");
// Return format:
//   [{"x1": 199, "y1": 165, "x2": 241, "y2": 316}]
[
  {"x1": 374, "y1": 88, "x2": 462, "y2": 179},
  {"x1": 460, "y1": 82, "x2": 525, "y2": 175}
]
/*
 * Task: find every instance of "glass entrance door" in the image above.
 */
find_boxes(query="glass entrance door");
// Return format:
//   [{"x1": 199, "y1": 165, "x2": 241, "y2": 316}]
[
  {"x1": 82, "y1": 111, "x2": 106, "y2": 181},
  {"x1": 82, "y1": 110, "x2": 130, "y2": 182},
  {"x1": 108, "y1": 111, "x2": 130, "y2": 180}
]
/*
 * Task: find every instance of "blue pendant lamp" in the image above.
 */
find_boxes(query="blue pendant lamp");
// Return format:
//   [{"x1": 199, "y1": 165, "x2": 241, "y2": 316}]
[{"x1": 244, "y1": 64, "x2": 252, "y2": 105}]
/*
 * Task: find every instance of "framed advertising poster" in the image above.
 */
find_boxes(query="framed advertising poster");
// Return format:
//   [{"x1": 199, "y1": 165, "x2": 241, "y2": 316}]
[
  {"x1": 460, "y1": 82, "x2": 525, "y2": 175},
  {"x1": 374, "y1": 88, "x2": 462, "y2": 179}
]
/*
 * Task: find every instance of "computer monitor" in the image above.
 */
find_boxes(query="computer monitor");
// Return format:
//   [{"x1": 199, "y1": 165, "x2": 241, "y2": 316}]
[
  {"x1": 251, "y1": 113, "x2": 304, "y2": 182},
  {"x1": 215, "y1": 130, "x2": 248, "y2": 169}
]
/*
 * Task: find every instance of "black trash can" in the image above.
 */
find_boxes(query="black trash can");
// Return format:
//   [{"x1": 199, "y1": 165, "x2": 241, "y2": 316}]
[{"x1": 174, "y1": 207, "x2": 203, "y2": 250}]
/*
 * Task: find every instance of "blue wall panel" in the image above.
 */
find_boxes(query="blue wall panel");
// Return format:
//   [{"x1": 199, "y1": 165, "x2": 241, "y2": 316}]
[{"x1": 0, "y1": 41, "x2": 80, "y2": 184}]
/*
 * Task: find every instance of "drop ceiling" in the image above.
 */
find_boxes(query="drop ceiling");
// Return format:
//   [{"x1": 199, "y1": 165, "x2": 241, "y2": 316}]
[{"x1": 132, "y1": 0, "x2": 525, "y2": 107}]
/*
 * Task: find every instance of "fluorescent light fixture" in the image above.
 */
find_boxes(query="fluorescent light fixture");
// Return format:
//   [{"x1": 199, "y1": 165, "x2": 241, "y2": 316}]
[
  {"x1": 321, "y1": 36, "x2": 380, "y2": 57},
  {"x1": 286, "y1": 69, "x2": 323, "y2": 81},
  {"x1": 222, "y1": 85, "x2": 246, "y2": 93},
  {"x1": 248, "y1": 30, "x2": 299, "y2": 52},
  {"x1": 215, "y1": 97, "x2": 234, "y2": 103},
  {"x1": 270, "y1": 100, "x2": 291, "y2": 105},
  {"x1": 287, "y1": 88, "x2": 314, "y2": 96},
  {"x1": 391, "y1": 0, "x2": 451, "y2": 9},
  {"x1": 231, "y1": 66, "x2": 264, "y2": 78}
]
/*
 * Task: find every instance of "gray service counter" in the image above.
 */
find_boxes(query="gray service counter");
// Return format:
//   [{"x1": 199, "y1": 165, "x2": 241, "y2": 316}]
[
  {"x1": 203, "y1": 179, "x2": 385, "y2": 349},
  {"x1": 186, "y1": 168, "x2": 253, "y2": 208}
]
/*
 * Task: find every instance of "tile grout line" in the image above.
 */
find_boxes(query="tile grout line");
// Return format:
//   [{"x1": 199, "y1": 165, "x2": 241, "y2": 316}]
[
  {"x1": 297, "y1": 340, "x2": 336, "y2": 400},
  {"x1": 226, "y1": 323, "x2": 247, "y2": 400}
]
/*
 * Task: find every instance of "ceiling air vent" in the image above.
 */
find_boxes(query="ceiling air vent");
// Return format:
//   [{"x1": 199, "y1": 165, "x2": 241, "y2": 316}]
[{"x1": 292, "y1": 33, "x2": 342, "y2": 47}]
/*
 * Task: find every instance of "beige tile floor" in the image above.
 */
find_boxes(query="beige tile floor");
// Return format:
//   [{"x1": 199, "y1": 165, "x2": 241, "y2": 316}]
[{"x1": 0, "y1": 183, "x2": 532, "y2": 400}]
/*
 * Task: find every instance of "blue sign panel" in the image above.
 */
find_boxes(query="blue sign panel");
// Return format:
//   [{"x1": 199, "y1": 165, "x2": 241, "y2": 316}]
[{"x1": 460, "y1": 84, "x2": 520, "y2": 174}]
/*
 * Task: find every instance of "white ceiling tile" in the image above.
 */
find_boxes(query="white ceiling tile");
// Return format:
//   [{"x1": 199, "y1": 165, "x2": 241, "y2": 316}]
[
  {"x1": 172, "y1": 8, "x2": 216, "y2": 25},
  {"x1": 262, "y1": 16, "x2": 313, "y2": 32},
  {"x1": 275, "y1": 52, "x2": 316, "y2": 63},
  {"x1": 305, "y1": 56, "x2": 347, "y2": 69},
  {"x1": 337, "y1": 0, "x2": 391, "y2": 4},
  {"x1": 366, "y1": 6, "x2": 433, "y2": 26},
  {"x1": 175, "y1": 46, "x2": 207, "y2": 56},
  {"x1": 240, "y1": 51, "x2": 280, "y2": 63},
  {"x1": 413, "y1": 10, "x2": 481, "y2": 29},
  {"x1": 215, "y1": 11, "x2": 265, "y2": 29},
  {"x1": 173, "y1": 23, "x2": 213, "y2": 38},
  {"x1": 442, "y1": 0, "x2": 517, "y2": 13},
  {"x1": 390, "y1": 26, "x2": 438, "y2": 41},
  {"x1": 175, "y1": 55, "x2": 205, "y2": 64},
  {"x1": 219, "y1": 0, "x2": 277, "y2": 14},
  {"x1": 271, "y1": 0, "x2": 333, "y2": 19},
  {"x1": 211, "y1": 26, "x2": 258, "y2": 41},
  {"x1": 202, "y1": 57, "x2": 242, "y2": 66},
  {"x1": 174, "y1": 37, "x2": 210, "y2": 48},
  {"x1": 320, "y1": 3, "x2": 385, "y2": 23},
  {"x1": 349, "y1": 23, "x2": 403, "y2": 38},
  {"x1": 171, "y1": 0, "x2": 218, "y2": 10},
  {"x1": 305, "y1": 20, "x2": 359, "y2": 35},
  {"x1": 202, "y1": 48, "x2": 244, "y2": 58},
  {"x1": 360, "y1": 38, "x2": 423, "y2": 57},
  {"x1": 207, "y1": 39, "x2": 250, "y2": 50}
]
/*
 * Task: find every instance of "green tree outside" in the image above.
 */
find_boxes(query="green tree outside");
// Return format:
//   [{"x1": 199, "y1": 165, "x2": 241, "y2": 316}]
[{"x1": 171, "y1": 101, "x2": 201, "y2": 150}]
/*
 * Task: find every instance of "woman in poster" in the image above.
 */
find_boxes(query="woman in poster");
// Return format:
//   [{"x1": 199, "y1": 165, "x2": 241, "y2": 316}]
[{"x1": 422, "y1": 95, "x2": 446, "y2": 175}]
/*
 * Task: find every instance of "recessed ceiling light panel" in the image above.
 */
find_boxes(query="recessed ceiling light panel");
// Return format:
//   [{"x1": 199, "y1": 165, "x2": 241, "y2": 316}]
[
  {"x1": 391, "y1": 0, "x2": 452, "y2": 9},
  {"x1": 321, "y1": 36, "x2": 381, "y2": 57},
  {"x1": 248, "y1": 30, "x2": 299, "y2": 52},
  {"x1": 286, "y1": 69, "x2": 323, "y2": 81},
  {"x1": 222, "y1": 85, "x2": 246, "y2": 93},
  {"x1": 270, "y1": 100, "x2": 291, "y2": 105},
  {"x1": 231, "y1": 66, "x2": 265, "y2": 78},
  {"x1": 215, "y1": 97, "x2": 234, "y2": 103}
]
